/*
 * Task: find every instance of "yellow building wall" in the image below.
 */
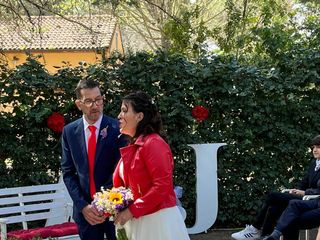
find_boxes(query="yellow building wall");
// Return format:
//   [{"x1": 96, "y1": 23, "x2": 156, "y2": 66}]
[
  {"x1": 107, "y1": 25, "x2": 124, "y2": 58},
  {"x1": 1, "y1": 50, "x2": 104, "y2": 73}
]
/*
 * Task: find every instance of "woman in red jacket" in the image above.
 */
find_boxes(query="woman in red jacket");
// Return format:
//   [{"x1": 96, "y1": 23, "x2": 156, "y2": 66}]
[{"x1": 113, "y1": 91, "x2": 190, "y2": 240}]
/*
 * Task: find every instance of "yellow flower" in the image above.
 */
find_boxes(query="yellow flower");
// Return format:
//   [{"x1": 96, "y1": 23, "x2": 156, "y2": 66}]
[{"x1": 109, "y1": 192, "x2": 123, "y2": 204}]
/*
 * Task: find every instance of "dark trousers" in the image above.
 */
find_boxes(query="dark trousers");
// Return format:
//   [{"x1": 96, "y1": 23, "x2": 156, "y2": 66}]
[
  {"x1": 276, "y1": 199, "x2": 320, "y2": 240},
  {"x1": 77, "y1": 219, "x2": 116, "y2": 240},
  {"x1": 252, "y1": 192, "x2": 302, "y2": 235}
]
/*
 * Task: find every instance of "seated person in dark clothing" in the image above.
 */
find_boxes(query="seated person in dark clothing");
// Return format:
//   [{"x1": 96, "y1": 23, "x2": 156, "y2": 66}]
[
  {"x1": 263, "y1": 198, "x2": 320, "y2": 240},
  {"x1": 231, "y1": 135, "x2": 320, "y2": 240}
]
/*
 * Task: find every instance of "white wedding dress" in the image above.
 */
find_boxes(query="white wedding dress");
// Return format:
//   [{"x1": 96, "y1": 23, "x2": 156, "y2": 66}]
[{"x1": 122, "y1": 206, "x2": 190, "y2": 240}]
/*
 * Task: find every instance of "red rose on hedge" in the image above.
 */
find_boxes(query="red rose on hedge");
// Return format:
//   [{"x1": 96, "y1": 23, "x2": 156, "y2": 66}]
[
  {"x1": 192, "y1": 105, "x2": 209, "y2": 122},
  {"x1": 47, "y1": 112, "x2": 65, "y2": 133}
]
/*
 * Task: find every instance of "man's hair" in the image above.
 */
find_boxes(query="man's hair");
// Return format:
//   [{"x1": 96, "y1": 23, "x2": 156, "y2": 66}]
[
  {"x1": 310, "y1": 135, "x2": 320, "y2": 147},
  {"x1": 75, "y1": 78, "x2": 100, "y2": 99}
]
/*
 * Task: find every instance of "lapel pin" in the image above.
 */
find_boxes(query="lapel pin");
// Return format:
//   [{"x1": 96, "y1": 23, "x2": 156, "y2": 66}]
[{"x1": 100, "y1": 126, "x2": 108, "y2": 139}]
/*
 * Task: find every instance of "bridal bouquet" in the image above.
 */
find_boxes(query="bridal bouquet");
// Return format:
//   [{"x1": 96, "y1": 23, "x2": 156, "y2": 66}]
[{"x1": 92, "y1": 187, "x2": 134, "y2": 240}]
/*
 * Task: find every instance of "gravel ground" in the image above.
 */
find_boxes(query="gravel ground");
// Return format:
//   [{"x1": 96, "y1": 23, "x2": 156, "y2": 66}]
[{"x1": 189, "y1": 228, "x2": 318, "y2": 240}]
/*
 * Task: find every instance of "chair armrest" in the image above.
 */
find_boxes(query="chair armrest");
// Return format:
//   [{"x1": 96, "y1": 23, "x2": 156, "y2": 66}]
[
  {"x1": 64, "y1": 202, "x2": 74, "y2": 222},
  {"x1": 0, "y1": 218, "x2": 8, "y2": 240},
  {"x1": 303, "y1": 195, "x2": 320, "y2": 200}
]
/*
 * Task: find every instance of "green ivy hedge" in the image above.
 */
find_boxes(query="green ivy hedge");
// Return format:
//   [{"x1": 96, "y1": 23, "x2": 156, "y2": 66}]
[{"x1": 1, "y1": 50, "x2": 320, "y2": 228}]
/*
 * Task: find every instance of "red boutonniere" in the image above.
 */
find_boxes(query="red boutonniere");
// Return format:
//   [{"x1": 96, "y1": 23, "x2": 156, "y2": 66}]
[
  {"x1": 192, "y1": 105, "x2": 209, "y2": 122},
  {"x1": 47, "y1": 112, "x2": 65, "y2": 133}
]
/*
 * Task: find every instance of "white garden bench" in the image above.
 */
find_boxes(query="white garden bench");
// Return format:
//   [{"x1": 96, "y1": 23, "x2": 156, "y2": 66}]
[{"x1": 0, "y1": 182, "x2": 79, "y2": 240}]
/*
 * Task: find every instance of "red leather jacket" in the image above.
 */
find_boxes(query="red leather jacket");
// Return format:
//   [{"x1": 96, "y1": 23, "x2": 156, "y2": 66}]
[{"x1": 113, "y1": 133, "x2": 177, "y2": 218}]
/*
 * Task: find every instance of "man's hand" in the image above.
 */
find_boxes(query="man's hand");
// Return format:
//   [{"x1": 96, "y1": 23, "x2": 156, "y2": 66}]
[
  {"x1": 82, "y1": 204, "x2": 106, "y2": 225},
  {"x1": 289, "y1": 188, "x2": 305, "y2": 196}
]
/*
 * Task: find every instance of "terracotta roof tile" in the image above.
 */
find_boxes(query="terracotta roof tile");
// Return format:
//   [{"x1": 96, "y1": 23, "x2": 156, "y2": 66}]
[{"x1": 0, "y1": 15, "x2": 117, "y2": 51}]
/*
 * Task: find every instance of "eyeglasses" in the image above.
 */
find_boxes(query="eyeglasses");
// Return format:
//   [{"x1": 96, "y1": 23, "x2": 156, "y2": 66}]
[{"x1": 80, "y1": 98, "x2": 104, "y2": 107}]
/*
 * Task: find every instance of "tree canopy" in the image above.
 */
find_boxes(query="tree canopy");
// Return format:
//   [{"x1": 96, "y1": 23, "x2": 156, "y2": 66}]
[{"x1": 2, "y1": 0, "x2": 318, "y2": 60}]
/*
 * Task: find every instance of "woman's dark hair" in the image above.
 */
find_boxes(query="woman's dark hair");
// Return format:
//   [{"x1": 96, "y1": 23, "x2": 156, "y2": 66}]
[
  {"x1": 310, "y1": 135, "x2": 320, "y2": 147},
  {"x1": 122, "y1": 91, "x2": 165, "y2": 140}
]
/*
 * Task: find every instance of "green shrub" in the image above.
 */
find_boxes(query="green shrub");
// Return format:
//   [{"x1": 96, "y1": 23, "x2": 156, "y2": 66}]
[{"x1": 1, "y1": 50, "x2": 320, "y2": 227}]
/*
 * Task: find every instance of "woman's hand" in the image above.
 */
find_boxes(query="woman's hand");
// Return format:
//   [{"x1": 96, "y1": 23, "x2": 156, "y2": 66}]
[{"x1": 114, "y1": 208, "x2": 133, "y2": 226}]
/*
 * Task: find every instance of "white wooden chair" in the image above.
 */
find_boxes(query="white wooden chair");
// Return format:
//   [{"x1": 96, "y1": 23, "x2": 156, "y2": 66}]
[{"x1": 0, "y1": 182, "x2": 79, "y2": 240}]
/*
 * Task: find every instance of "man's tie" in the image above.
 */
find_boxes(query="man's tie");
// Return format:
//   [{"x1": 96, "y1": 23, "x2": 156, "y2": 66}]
[{"x1": 88, "y1": 125, "x2": 97, "y2": 199}]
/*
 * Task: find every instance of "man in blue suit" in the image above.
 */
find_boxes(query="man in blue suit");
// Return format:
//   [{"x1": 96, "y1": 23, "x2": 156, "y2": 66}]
[
  {"x1": 263, "y1": 198, "x2": 320, "y2": 240},
  {"x1": 61, "y1": 78, "x2": 127, "y2": 240}
]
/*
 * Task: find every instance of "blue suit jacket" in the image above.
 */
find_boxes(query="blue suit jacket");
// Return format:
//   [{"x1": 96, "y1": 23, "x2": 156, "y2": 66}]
[
  {"x1": 298, "y1": 158, "x2": 320, "y2": 195},
  {"x1": 61, "y1": 115, "x2": 127, "y2": 224}
]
